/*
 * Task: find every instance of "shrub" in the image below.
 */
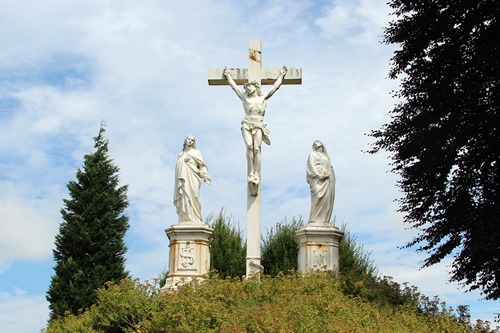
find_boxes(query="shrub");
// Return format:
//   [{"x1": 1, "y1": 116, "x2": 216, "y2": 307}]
[
  {"x1": 47, "y1": 273, "x2": 491, "y2": 332},
  {"x1": 261, "y1": 217, "x2": 303, "y2": 277},
  {"x1": 47, "y1": 279, "x2": 160, "y2": 333},
  {"x1": 208, "y1": 209, "x2": 246, "y2": 278}
]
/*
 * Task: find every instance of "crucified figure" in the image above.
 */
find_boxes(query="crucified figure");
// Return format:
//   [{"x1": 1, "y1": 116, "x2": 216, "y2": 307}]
[{"x1": 223, "y1": 66, "x2": 287, "y2": 186}]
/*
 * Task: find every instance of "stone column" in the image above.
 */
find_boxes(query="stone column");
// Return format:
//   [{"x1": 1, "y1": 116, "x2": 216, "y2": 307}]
[
  {"x1": 295, "y1": 223, "x2": 343, "y2": 273},
  {"x1": 161, "y1": 223, "x2": 213, "y2": 291}
]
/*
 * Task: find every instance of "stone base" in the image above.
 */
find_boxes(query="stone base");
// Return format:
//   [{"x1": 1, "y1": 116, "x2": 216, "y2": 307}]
[
  {"x1": 161, "y1": 223, "x2": 213, "y2": 291},
  {"x1": 245, "y1": 257, "x2": 264, "y2": 279},
  {"x1": 295, "y1": 223, "x2": 343, "y2": 273}
]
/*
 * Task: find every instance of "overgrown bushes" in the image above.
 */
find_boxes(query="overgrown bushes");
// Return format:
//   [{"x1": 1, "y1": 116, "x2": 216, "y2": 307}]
[
  {"x1": 47, "y1": 215, "x2": 499, "y2": 332},
  {"x1": 47, "y1": 273, "x2": 497, "y2": 332}
]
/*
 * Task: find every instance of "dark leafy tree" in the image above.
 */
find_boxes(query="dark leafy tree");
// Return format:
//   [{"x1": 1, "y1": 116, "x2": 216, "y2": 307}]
[
  {"x1": 261, "y1": 217, "x2": 302, "y2": 277},
  {"x1": 369, "y1": 0, "x2": 500, "y2": 299},
  {"x1": 208, "y1": 209, "x2": 246, "y2": 278},
  {"x1": 47, "y1": 124, "x2": 130, "y2": 319}
]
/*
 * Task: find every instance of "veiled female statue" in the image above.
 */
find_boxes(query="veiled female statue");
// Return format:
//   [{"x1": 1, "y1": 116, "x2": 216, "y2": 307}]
[{"x1": 306, "y1": 140, "x2": 335, "y2": 224}]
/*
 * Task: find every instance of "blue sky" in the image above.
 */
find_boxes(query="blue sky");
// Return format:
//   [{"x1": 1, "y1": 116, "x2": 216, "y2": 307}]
[{"x1": 0, "y1": 1, "x2": 498, "y2": 331}]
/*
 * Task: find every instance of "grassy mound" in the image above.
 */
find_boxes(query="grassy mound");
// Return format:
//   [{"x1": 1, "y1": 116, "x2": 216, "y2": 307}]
[{"x1": 46, "y1": 271, "x2": 497, "y2": 333}]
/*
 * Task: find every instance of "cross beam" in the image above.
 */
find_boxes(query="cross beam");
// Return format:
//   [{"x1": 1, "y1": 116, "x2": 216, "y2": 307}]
[
  {"x1": 208, "y1": 68, "x2": 302, "y2": 85},
  {"x1": 208, "y1": 40, "x2": 302, "y2": 86}
]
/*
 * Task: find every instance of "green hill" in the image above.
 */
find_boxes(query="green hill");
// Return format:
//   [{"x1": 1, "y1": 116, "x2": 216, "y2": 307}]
[{"x1": 46, "y1": 272, "x2": 497, "y2": 333}]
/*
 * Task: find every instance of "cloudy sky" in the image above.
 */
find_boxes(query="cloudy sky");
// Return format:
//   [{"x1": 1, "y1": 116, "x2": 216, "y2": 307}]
[{"x1": 0, "y1": 1, "x2": 498, "y2": 331}]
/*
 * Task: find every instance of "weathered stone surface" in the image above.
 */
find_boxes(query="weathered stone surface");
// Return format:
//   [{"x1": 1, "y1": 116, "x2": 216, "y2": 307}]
[
  {"x1": 296, "y1": 224, "x2": 343, "y2": 273},
  {"x1": 161, "y1": 223, "x2": 213, "y2": 291},
  {"x1": 208, "y1": 68, "x2": 302, "y2": 85}
]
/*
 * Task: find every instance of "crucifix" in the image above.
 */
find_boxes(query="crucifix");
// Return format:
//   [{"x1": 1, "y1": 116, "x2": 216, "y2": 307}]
[{"x1": 208, "y1": 40, "x2": 302, "y2": 277}]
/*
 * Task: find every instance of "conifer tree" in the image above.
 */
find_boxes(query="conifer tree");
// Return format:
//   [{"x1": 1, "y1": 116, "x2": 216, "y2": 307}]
[
  {"x1": 47, "y1": 124, "x2": 130, "y2": 319},
  {"x1": 208, "y1": 209, "x2": 246, "y2": 278},
  {"x1": 261, "y1": 217, "x2": 302, "y2": 277}
]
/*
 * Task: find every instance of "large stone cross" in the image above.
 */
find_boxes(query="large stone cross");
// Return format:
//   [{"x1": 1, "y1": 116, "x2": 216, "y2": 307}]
[{"x1": 208, "y1": 40, "x2": 302, "y2": 278}]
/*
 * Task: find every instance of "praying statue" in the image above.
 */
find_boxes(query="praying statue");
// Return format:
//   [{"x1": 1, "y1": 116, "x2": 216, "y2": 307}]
[
  {"x1": 223, "y1": 66, "x2": 287, "y2": 185},
  {"x1": 306, "y1": 140, "x2": 335, "y2": 224},
  {"x1": 174, "y1": 135, "x2": 212, "y2": 223}
]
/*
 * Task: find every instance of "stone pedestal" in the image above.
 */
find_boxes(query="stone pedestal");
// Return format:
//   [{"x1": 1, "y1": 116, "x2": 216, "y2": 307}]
[
  {"x1": 161, "y1": 223, "x2": 213, "y2": 291},
  {"x1": 295, "y1": 223, "x2": 343, "y2": 273}
]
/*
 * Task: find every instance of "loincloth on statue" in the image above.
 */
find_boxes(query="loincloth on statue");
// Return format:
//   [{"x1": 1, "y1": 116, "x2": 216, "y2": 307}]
[{"x1": 241, "y1": 119, "x2": 271, "y2": 145}]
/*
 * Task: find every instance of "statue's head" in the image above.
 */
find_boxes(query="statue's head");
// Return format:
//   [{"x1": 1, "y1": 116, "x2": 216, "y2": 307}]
[
  {"x1": 312, "y1": 140, "x2": 323, "y2": 149},
  {"x1": 183, "y1": 135, "x2": 196, "y2": 150},
  {"x1": 312, "y1": 140, "x2": 327, "y2": 154},
  {"x1": 244, "y1": 81, "x2": 262, "y2": 96}
]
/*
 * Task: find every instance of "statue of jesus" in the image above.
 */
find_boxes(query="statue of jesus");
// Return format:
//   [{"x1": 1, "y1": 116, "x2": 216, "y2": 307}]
[{"x1": 223, "y1": 66, "x2": 288, "y2": 185}]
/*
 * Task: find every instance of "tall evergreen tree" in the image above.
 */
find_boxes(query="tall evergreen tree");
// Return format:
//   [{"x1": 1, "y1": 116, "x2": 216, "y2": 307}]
[
  {"x1": 47, "y1": 124, "x2": 130, "y2": 319},
  {"x1": 369, "y1": 0, "x2": 500, "y2": 299}
]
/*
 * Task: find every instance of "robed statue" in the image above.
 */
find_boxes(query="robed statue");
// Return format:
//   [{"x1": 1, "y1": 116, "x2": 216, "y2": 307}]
[
  {"x1": 174, "y1": 135, "x2": 212, "y2": 223},
  {"x1": 306, "y1": 140, "x2": 335, "y2": 224}
]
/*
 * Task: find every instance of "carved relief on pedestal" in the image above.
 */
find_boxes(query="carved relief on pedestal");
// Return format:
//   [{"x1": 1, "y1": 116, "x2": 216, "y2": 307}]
[
  {"x1": 162, "y1": 225, "x2": 213, "y2": 292},
  {"x1": 295, "y1": 226, "x2": 343, "y2": 274},
  {"x1": 179, "y1": 241, "x2": 195, "y2": 269},
  {"x1": 312, "y1": 248, "x2": 328, "y2": 270}
]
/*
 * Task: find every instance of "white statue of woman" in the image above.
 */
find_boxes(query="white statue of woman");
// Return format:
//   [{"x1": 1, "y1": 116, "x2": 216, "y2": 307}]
[
  {"x1": 174, "y1": 135, "x2": 212, "y2": 223},
  {"x1": 223, "y1": 66, "x2": 288, "y2": 186},
  {"x1": 306, "y1": 140, "x2": 335, "y2": 224}
]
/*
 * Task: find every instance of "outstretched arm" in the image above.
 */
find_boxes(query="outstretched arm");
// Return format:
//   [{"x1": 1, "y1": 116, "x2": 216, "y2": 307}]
[
  {"x1": 223, "y1": 67, "x2": 245, "y2": 101},
  {"x1": 200, "y1": 167, "x2": 212, "y2": 185},
  {"x1": 264, "y1": 66, "x2": 287, "y2": 100}
]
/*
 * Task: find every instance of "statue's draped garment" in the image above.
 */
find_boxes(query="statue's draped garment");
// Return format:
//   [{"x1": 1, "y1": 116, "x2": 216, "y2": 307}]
[
  {"x1": 174, "y1": 149, "x2": 208, "y2": 223},
  {"x1": 306, "y1": 150, "x2": 335, "y2": 224}
]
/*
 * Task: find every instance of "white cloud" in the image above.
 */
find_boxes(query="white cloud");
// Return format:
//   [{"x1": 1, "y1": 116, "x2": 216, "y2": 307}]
[
  {"x1": 0, "y1": 190, "x2": 58, "y2": 262},
  {"x1": 0, "y1": 291, "x2": 49, "y2": 333},
  {"x1": 316, "y1": 0, "x2": 391, "y2": 45}
]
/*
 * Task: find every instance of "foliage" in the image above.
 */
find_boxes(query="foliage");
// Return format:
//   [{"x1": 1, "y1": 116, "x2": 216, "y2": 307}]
[
  {"x1": 46, "y1": 124, "x2": 130, "y2": 320},
  {"x1": 46, "y1": 274, "x2": 499, "y2": 333},
  {"x1": 369, "y1": 0, "x2": 500, "y2": 299},
  {"x1": 338, "y1": 223, "x2": 378, "y2": 278},
  {"x1": 157, "y1": 267, "x2": 169, "y2": 290},
  {"x1": 338, "y1": 224, "x2": 421, "y2": 308},
  {"x1": 46, "y1": 212, "x2": 498, "y2": 332},
  {"x1": 261, "y1": 217, "x2": 302, "y2": 277},
  {"x1": 47, "y1": 278, "x2": 161, "y2": 333},
  {"x1": 260, "y1": 218, "x2": 376, "y2": 278},
  {"x1": 258, "y1": 218, "x2": 419, "y2": 309},
  {"x1": 208, "y1": 209, "x2": 246, "y2": 278}
]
